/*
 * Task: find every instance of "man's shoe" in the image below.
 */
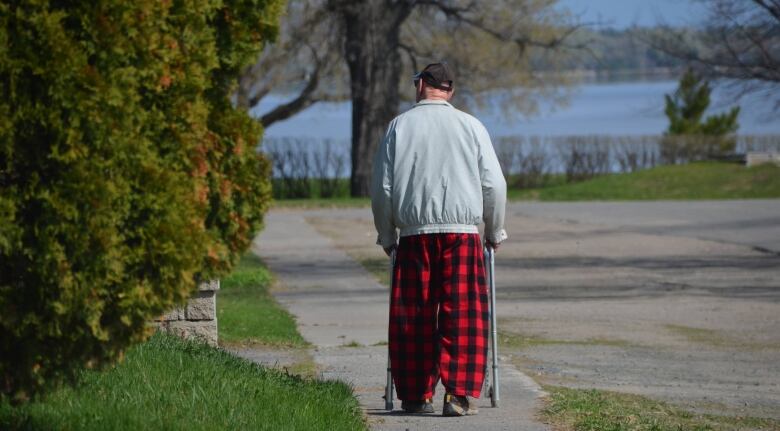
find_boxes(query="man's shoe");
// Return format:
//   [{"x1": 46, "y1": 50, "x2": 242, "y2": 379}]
[
  {"x1": 401, "y1": 398, "x2": 434, "y2": 414},
  {"x1": 442, "y1": 393, "x2": 478, "y2": 416}
]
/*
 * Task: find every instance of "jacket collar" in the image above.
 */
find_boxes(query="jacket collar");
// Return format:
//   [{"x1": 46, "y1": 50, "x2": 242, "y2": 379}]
[{"x1": 414, "y1": 99, "x2": 453, "y2": 108}]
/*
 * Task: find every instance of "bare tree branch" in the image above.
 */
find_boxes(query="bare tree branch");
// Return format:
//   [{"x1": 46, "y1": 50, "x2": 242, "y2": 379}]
[
  {"x1": 642, "y1": 0, "x2": 780, "y2": 112},
  {"x1": 260, "y1": 45, "x2": 323, "y2": 127},
  {"x1": 237, "y1": 0, "x2": 346, "y2": 123},
  {"x1": 244, "y1": 0, "x2": 596, "y2": 195},
  {"x1": 752, "y1": 0, "x2": 780, "y2": 23},
  {"x1": 415, "y1": 0, "x2": 586, "y2": 51},
  {"x1": 398, "y1": 42, "x2": 420, "y2": 72}
]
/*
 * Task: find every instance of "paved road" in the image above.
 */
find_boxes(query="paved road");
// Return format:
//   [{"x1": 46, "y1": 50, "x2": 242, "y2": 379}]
[
  {"x1": 510, "y1": 200, "x2": 780, "y2": 253},
  {"x1": 252, "y1": 211, "x2": 549, "y2": 430},
  {"x1": 290, "y1": 201, "x2": 780, "y2": 420},
  {"x1": 246, "y1": 200, "x2": 780, "y2": 423}
]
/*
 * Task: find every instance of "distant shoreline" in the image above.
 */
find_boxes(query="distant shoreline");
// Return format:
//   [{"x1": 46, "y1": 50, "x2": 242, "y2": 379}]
[
  {"x1": 559, "y1": 67, "x2": 681, "y2": 84},
  {"x1": 257, "y1": 77, "x2": 779, "y2": 140}
]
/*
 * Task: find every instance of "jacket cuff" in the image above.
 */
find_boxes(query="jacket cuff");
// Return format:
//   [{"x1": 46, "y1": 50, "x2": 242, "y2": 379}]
[
  {"x1": 486, "y1": 228, "x2": 508, "y2": 244},
  {"x1": 376, "y1": 231, "x2": 398, "y2": 249}
]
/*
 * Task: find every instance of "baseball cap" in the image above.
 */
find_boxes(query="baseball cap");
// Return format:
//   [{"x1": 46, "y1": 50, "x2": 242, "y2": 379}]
[{"x1": 413, "y1": 62, "x2": 454, "y2": 90}]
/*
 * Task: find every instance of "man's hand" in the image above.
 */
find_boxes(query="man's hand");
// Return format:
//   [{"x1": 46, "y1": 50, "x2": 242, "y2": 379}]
[
  {"x1": 383, "y1": 245, "x2": 397, "y2": 257},
  {"x1": 486, "y1": 240, "x2": 500, "y2": 252}
]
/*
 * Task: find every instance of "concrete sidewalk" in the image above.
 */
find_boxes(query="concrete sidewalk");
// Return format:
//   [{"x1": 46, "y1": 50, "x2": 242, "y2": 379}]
[{"x1": 252, "y1": 210, "x2": 549, "y2": 430}]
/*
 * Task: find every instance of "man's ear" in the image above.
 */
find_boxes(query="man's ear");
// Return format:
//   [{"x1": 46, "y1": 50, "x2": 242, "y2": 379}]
[{"x1": 448, "y1": 88, "x2": 455, "y2": 101}]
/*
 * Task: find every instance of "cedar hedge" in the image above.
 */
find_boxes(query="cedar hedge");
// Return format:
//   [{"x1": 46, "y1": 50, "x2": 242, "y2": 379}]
[{"x1": 0, "y1": 0, "x2": 282, "y2": 402}]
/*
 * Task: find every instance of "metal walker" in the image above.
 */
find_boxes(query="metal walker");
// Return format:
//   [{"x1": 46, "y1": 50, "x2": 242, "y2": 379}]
[{"x1": 384, "y1": 246, "x2": 500, "y2": 409}]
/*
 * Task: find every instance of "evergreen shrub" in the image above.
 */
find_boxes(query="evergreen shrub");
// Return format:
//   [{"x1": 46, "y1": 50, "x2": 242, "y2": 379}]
[{"x1": 0, "y1": 0, "x2": 282, "y2": 401}]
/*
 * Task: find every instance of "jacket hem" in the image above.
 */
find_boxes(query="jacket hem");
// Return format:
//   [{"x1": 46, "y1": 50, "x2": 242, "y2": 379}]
[{"x1": 399, "y1": 224, "x2": 479, "y2": 237}]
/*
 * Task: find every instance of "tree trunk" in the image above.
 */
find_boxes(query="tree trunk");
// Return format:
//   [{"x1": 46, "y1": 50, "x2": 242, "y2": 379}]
[{"x1": 340, "y1": 1, "x2": 412, "y2": 197}]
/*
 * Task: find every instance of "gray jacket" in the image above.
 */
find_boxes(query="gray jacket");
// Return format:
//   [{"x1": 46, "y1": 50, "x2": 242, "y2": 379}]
[{"x1": 370, "y1": 99, "x2": 508, "y2": 248}]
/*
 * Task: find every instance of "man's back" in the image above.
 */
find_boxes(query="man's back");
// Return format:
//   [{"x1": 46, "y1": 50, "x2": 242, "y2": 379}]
[
  {"x1": 371, "y1": 99, "x2": 506, "y2": 247},
  {"x1": 392, "y1": 100, "x2": 484, "y2": 230}
]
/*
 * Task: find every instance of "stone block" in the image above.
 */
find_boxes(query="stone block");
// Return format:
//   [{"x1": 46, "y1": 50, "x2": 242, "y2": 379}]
[
  {"x1": 198, "y1": 279, "x2": 220, "y2": 292},
  {"x1": 186, "y1": 290, "x2": 216, "y2": 321},
  {"x1": 746, "y1": 152, "x2": 780, "y2": 167},
  {"x1": 154, "y1": 307, "x2": 183, "y2": 322},
  {"x1": 150, "y1": 278, "x2": 220, "y2": 346},
  {"x1": 157, "y1": 320, "x2": 218, "y2": 346}
]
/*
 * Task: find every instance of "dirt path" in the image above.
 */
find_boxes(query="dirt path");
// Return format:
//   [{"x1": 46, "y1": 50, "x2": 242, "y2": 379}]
[{"x1": 250, "y1": 210, "x2": 550, "y2": 430}]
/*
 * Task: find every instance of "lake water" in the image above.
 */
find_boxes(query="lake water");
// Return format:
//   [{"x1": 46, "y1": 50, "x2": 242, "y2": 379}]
[{"x1": 254, "y1": 80, "x2": 779, "y2": 141}]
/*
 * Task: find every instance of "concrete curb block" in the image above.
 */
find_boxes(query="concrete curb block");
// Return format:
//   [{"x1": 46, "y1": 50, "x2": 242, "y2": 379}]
[
  {"x1": 153, "y1": 280, "x2": 220, "y2": 346},
  {"x1": 503, "y1": 363, "x2": 548, "y2": 399}
]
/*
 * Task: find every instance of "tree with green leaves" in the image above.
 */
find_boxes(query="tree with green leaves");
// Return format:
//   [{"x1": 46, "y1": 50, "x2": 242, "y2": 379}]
[
  {"x1": 662, "y1": 68, "x2": 740, "y2": 162},
  {"x1": 665, "y1": 69, "x2": 740, "y2": 135},
  {"x1": 240, "y1": 0, "x2": 587, "y2": 196},
  {"x1": 0, "y1": 0, "x2": 282, "y2": 402}
]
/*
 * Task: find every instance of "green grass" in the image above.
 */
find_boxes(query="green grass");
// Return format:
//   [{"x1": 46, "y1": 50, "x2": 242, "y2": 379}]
[
  {"x1": 0, "y1": 334, "x2": 366, "y2": 431},
  {"x1": 270, "y1": 178, "x2": 352, "y2": 201},
  {"x1": 271, "y1": 197, "x2": 370, "y2": 209},
  {"x1": 218, "y1": 253, "x2": 307, "y2": 347},
  {"x1": 499, "y1": 330, "x2": 630, "y2": 350},
  {"x1": 510, "y1": 162, "x2": 780, "y2": 201},
  {"x1": 357, "y1": 257, "x2": 392, "y2": 287},
  {"x1": 274, "y1": 162, "x2": 780, "y2": 205},
  {"x1": 663, "y1": 324, "x2": 780, "y2": 350},
  {"x1": 541, "y1": 385, "x2": 780, "y2": 431},
  {"x1": 665, "y1": 324, "x2": 730, "y2": 347},
  {"x1": 340, "y1": 341, "x2": 363, "y2": 348}
]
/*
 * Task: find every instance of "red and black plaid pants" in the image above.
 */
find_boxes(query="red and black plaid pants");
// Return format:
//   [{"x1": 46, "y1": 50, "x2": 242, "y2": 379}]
[{"x1": 389, "y1": 232, "x2": 489, "y2": 400}]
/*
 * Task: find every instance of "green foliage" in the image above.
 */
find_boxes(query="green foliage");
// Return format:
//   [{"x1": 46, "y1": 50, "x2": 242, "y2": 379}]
[
  {"x1": 271, "y1": 177, "x2": 350, "y2": 200},
  {"x1": 0, "y1": 0, "x2": 282, "y2": 402},
  {"x1": 665, "y1": 69, "x2": 740, "y2": 136},
  {"x1": 663, "y1": 69, "x2": 740, "y2": 160},
  {"x1": 271, "y1": 197, "x2": 370, "y2": 209},
  {"x1": 0, "y1": 333, "x2": 367, "y2": 430}
]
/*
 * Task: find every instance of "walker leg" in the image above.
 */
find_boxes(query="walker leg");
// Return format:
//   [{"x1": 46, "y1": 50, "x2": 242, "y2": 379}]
[
  {"x1": 485, "y1": 246, "x2": 500, "y2": 408},
  {"x1": 384, "y1": 249, "x2": 396, "y2": 410}
]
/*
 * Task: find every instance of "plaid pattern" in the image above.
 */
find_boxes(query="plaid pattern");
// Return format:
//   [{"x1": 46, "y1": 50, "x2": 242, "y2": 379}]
[{"x1": 389, "y1": 233, "x2": 489, "y2": 400}]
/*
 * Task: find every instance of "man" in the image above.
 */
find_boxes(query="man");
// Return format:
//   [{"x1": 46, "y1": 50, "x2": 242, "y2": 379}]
[{"x1": 370, "y1": 62, "x2": 507, "y2": 417}]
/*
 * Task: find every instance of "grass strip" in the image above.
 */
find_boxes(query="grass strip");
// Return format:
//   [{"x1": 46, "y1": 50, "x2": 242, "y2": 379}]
[
  {"x1": 271, "y1": 197, "x2": 370, "y2": 209},
  {"x1": 270, "y1": 162, "x2": 780, "y2": 205},
  {"x1": 541, "y1": 385, "x2": 779, "y2": 431},
  {"x1": 664, "y1": 324, "x2": 730, "y2": 347},
  {"x1": 356, "y1": 257, "x2": 392, "y2": 287},
  {"x1": 0, "y1": 334, "x2": 366, "y2": 431},
  {"x1": 499, "y1": 330, "x2": 630, "y2": 350},
  {"x1": 218, "y1": 253, "x2": 307, "y2": 347},
  {"x1": 663, "y1": 324, "x2": 780, "y2": 351},
  {"x1": 510, "y1": 161, "x2": 780, "y2": 201}
]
